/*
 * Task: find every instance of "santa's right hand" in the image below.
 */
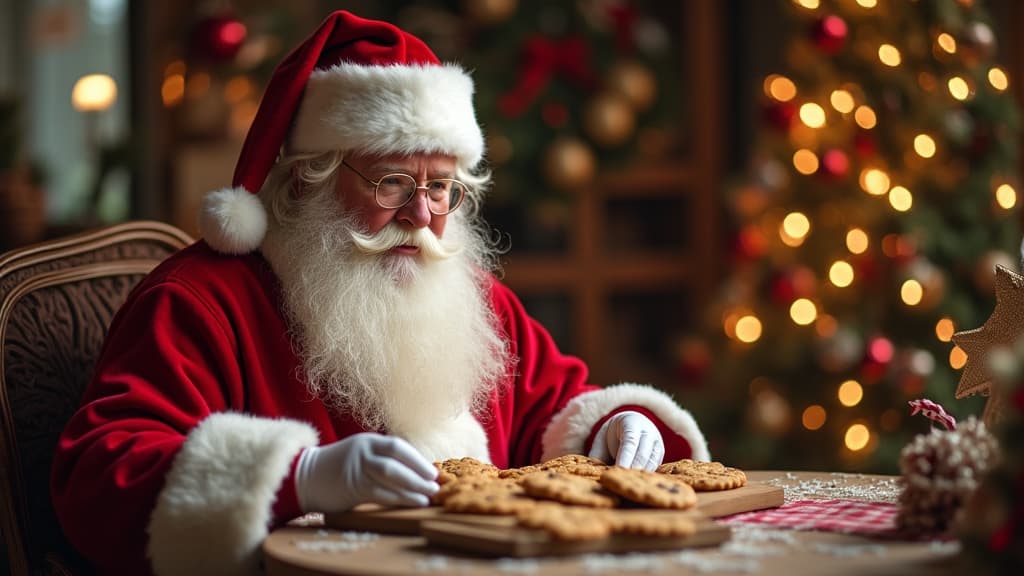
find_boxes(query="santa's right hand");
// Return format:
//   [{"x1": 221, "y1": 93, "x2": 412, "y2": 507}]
[{"x1": 294, "y1": 433, "x2": 439, "y2": 513}]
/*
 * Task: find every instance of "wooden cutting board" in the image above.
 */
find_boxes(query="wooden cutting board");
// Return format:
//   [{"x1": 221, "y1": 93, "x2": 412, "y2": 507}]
[
  {"x1": 324, "y1": 481, "x2": 784, "y2": 536},
  {"x1": 420, "y1": 511, "x2": 731, "y2": 557}
]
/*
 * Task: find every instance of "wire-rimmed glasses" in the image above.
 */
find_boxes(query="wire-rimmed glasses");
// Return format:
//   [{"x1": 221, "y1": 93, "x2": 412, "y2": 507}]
[{"x1": 341, "y1": 160, "x2": 468, "y2": 215}]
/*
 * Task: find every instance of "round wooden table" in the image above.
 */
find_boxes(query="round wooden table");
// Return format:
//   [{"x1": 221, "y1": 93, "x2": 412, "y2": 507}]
[{"x1": 263, "y1": 471, "x2": 967, "y2": 576}]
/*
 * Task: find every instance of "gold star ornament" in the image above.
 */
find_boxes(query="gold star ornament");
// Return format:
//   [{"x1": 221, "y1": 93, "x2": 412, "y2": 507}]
[{"x1": 951, "y1": 264, "x2": 1024, "y2": 427}]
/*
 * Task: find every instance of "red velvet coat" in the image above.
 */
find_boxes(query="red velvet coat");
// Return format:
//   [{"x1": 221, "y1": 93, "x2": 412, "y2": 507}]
[{"x1": 51, "y1": 242, "x2": 708, "y2": 576}]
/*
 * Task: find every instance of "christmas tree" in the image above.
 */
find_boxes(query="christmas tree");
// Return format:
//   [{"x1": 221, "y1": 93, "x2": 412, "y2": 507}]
[{"x1": 697, "y1": 0, "x2": 1021, "y2": 474}]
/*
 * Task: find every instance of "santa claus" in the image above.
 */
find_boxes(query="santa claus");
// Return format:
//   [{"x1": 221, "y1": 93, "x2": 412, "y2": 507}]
[{"x1": 51, "y1": 10, "x2": 708, "y2": 576}]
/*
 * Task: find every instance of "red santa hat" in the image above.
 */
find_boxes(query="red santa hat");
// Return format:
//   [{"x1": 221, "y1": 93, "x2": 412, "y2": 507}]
[{"x1": 199, "y1": 10, "x2": 485, "y2": 255}]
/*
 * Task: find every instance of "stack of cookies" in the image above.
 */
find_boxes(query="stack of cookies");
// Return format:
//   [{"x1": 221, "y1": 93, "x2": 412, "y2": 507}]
[{"x1": 430, "y1": 455, "x2": 747, "y2": 542}]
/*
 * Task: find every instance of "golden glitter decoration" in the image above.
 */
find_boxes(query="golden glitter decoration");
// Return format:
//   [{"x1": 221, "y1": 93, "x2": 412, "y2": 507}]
[{"x1": 951, "y1": 265, "x2": 1024, "y2": 426}]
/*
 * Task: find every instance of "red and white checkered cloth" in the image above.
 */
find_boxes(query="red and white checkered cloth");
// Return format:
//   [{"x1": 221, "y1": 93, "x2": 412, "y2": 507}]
[{"x1": 721, "y1": 499, "x2": 898, "y2": 536}]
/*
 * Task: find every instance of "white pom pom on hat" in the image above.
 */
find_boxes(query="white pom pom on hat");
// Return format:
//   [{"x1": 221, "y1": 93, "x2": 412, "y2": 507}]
[
  {"x1": 199, "y1": 187, "x2": 268, "y2": 255},
  {"x1": 200, "y1": 10, "x2": 484, "y2": 255}
]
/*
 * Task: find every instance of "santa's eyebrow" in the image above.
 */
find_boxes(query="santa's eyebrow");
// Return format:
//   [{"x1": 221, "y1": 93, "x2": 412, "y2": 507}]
[{"x1": 369, "y1": 165, "x2": 454, "y2": 179}]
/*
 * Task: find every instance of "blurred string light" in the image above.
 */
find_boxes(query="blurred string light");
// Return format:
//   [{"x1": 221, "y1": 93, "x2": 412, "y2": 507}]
[
  {"x1": 901, "y1": 279, "x2": 924, "y2": 306},
  {"x1": 793, "y1": 149, "x2": 819, "y2": 174},
  {"x1": 995, "y1": 183, "x2": 1017, "y2": 209},
  {"x1": 829, "y1": 260, "x2": 854, "y2": 287},
  {"x1": 854, "y1": 105, "x2": 877, "y2": 128},
  {"x1": 793, "y1": 0, "x2": 821, "y2": 10},
  {"x1": 800, "y1": 103, "x2": 827, "y2": 128},
  {"x1": 790, "y1": 298, "x2": 818, "y2": 325},
  {"x1": 948, "y1": 76, "x2": 972, "y2": 100},
  {"x1": 838, "y1": 379, "x2": 863, "y2": 406},
  {"x1": 889, "y1": 185, "x2": 913, "y2": 211},
  {"x1": 935, "y1": 317, "x2": 956, "y2": 342},
  {"x1": 859, "y1": 168, "x2": 890, "y2": 195},
  {"x1": 845, "y1": 423, "x2": 870, "y2": 451},
  {"x1": 936, "y1": 32, "x2": 957, "y2": 54},
  {"x1": 802, "y1": 405, "x2": 827, "y2": 430},
  {"x1": 878, "y1": 44, "x2": 902, "y2": 67},
  {"x1": 846, "y1": 228, "x2": 869, "y2": 253},
  {"x1": 988, "y1": 67, "x2": 1008, "y2": 91},
  {"x1": 830, "y1": 89, "x2": 855, "y2": 113},
  {"x1": 913, "y1": 134, "x2": 936, "y2": 158},
  {"x1": 765, "y1": 74, "x2": 797, "y2": 100},
  {"x1": 949, "y1": 345, "x2": 968, "y2": 369}
]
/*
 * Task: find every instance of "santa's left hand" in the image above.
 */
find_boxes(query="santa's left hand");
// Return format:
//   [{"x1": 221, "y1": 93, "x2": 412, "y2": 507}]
[{"x1": 588, "y1": 411, "x2": 664, "y2": 471}]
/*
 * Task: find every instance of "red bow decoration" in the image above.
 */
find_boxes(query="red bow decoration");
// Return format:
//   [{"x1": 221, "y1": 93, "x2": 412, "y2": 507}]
[{"x1": 498, "y1": 35, "x2": 597, "y2": 118}]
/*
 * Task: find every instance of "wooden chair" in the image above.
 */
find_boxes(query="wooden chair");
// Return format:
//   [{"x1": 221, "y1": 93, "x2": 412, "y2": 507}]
[{"x1": 0, "y1": 221, "x2": 193, "y2": 575}]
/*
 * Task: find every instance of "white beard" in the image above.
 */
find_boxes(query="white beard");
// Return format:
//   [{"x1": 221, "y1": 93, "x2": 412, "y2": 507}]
[{"x1": 260, "y1": 189, "x2": 509, "y2": 454}]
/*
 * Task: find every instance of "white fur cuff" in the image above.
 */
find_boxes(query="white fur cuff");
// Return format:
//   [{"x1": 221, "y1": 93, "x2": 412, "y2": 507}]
[
  {"x1": 147, "y1": 413, "x2": 318, "y2": 576},
  {"x1": 540, "y1": 383, "x2": 710, "y2": 462}
]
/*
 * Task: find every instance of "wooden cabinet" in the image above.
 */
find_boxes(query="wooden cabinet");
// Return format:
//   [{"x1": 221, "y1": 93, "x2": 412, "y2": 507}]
[{"x1": 493, "y1": 1, "x2": 724, "y2": 387}]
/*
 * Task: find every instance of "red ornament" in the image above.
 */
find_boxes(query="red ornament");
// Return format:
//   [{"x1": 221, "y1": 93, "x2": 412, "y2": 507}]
[
  {"x1": 853, "y1": 130, "x2": 876, "y2": 158},
  {"x1": 541, "y1": 102, "x2": 569, "y2": 128},
  {"x1": 811, "y1": 15, "x2": 848, "y2": 55},
  {"x1": 769, "y1": 267, "x2": 815, "y2": 305},
  {"x1": 762, "y1": 101, "x2": 796, "y2": 132},
  {"x1": 191, "y1": 13, "x2": 247, "y2": 63},
  {"x1": 734, "y1": 225, "x2": 767, "y2": 261},
  {"x1": 818, "y1": 149, "x2": 849, "y2": 179}
]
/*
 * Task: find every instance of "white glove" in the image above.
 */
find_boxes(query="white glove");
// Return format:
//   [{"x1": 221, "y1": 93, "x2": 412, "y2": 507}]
[
  {"x1": 294, "y1": 433, "x2": 439, "y2": 513},
  {"x1": 587, "y1": 411, "x2": 665, "y2": 471}
]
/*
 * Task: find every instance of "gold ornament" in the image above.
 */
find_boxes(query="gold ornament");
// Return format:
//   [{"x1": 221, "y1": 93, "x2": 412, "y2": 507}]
[
  {"x1": 461, "y1": 0, "x2": 518, "y2": 25},
  {"x1": 605, "y1": 60, "x2": 658, "y2": 112},
  {"x1": 582, "y1": 92, "x2": 636, "y2": 148},
  {"x1": 951, "y1": 265, "x2": 1024, "y2": 426},
  {"x1": 542, "y1": 137, "x2": 596, "y2": 190}
]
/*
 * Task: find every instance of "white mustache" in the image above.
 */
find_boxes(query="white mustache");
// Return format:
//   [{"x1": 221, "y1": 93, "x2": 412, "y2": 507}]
[{"x1": 349, "y1": 224, "x2": 462, "y2": 261}]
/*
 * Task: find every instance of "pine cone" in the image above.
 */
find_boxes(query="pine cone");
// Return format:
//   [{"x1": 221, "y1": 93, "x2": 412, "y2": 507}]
[{"x1": 897, "y1": 416, "x2": 999, "y2": 534}]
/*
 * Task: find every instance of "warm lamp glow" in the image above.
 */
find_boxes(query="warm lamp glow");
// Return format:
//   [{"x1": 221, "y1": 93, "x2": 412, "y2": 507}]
[{"x1": 71, "y1": 74, "x2": 118, "y2": 112}]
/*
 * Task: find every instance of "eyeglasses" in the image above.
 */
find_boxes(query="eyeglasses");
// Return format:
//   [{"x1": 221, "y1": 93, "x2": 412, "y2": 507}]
[{"x1": 341, "y1": 160, "x2": 468, "y2": 215}]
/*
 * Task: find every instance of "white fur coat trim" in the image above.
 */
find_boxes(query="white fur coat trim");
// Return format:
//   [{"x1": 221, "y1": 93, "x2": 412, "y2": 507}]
[
  {"x1": 147, "y1": 413, "x2": 318, "y2": 576},
  {"x1": 291, "y1": 63, "x2": 484, "y2": 168},
  {"x1": 540, "y1": 383, "x2": 710, "y2": 462}
]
